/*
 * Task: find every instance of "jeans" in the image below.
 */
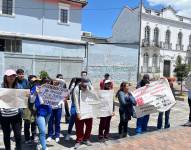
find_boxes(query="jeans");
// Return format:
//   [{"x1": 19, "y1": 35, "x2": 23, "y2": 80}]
[
  {"x1": 188, "y1": 98, "x2": 191, "y2": 122},
  {"x1": 48, "y1": 108, "x2": 62, "y2": 138},
  {"x1": 135, "y1": 115, "x2": 150, "y2": 134},
  {"x1": 0, "y1": 114, "x2": 22, "y2": 150},
  {"x1": 36, "y1": 115, "x2": 50, "y2": 150},
  {"x1": 118, "y1": 110, "x2": 129, "y2": 135},
  {"x1": 67, "y1": 113, "x2": 76, "y2": 134},
  {"x1": 24, "y1": 120, "x2": 37, "y2": 141},
  {"x1": 157, "y1": 110, "x2": 170, "y2": 129}
]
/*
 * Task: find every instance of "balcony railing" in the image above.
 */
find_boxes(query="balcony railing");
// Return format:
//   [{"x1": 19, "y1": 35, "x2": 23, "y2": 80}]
[
  {"x1": 176, "y1": 44, "x2": 184, "y2": 51},
  {"x1": 188, "y1": 45, "x2": 191, "y2": 51},
  {"x1": 141, "y1": 66, "x2": 160, "y2": 73},
  {"x1": 142, "y1": 39, "x2": 150, "y2": 47},
  {"x1": 152, "y1": 41, "x2": 162, "y2": 48},
  {"x1": 163, "y1": 42, "x2": 172, "y2": 50}
]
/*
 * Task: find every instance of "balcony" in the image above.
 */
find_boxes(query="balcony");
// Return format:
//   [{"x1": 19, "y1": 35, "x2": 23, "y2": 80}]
[
  {"x1": 163, "y1": 42, "x2": 172, "y2": 50},
  {"x1": 151, "y1": 41, "x2": 162, "y2": 48},
  {"x1": 142, "y1": 39, "x2": 150, "y2": 47},
  {"x1": 188, "y1": 45, "x2": 191, "y2": 51},
  {"x1": 176, "y1": 44, "x2": 184, "y2": 51},
  {"x1": 141, "y1": 66, "x2": 160, "y2": 73}
]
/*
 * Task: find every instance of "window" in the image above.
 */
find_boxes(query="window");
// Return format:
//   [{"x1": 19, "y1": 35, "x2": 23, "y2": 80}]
[
  {"x1": 143, "y1": 52, "x2": 149, "y2": 67},
  {"x1": 145, "y1": 9, "x2": 151, "y2": 14},
  {"x1": 0, "y1": 0, "x2": 14, "y2": 15},
  {"x1": 165, "y1": 30, "x2": 171, "y2": 44},
  {"x1": 153, "y1": 27, "x2": 159, "y2": 46},
  {"x1": 145, "y1": 26, "x2": 150, "y2": 43},
  {"x1": 189, "y1": 34, "x2": 191, "y2": 46},
  {"x1": 178, "y1": 32, "x2": 183, "y2": 45},
  {"x1": 152, "y1": 54, "x2": 158, "y2": 67},
  {"x1": 0, "y1": 38, "x2": 22, "y2": 53},
  {"x1": 59, "y1": 4, "x2": 69, "y2": 24}
]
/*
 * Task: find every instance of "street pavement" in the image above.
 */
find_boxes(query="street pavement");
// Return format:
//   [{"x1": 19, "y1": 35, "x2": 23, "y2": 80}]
[{"x1": 0, "y1": 95, "x2": 190, "y2": 150}]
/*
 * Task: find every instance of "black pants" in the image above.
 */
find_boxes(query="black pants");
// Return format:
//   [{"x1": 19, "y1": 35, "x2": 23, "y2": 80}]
[
  {"x1": 188, "y1": 98, "x2": 191, "y2": 121},
  {"x1": 118, "y1": 110, "x2": 128, "y2": 135},
  {"x1": 0, "y1": 114, "x2": 22, "y2": 150},
  {"x1": 65, "y1": 101, "x2": 70, "y2": 123},
  {"x1": 24, "y1": 120, "x2": 37, "y2": 141}
]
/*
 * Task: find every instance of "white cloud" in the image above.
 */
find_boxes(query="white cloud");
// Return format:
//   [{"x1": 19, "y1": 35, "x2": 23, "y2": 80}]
[{"x1": 147, "y1": 0, "x2": 191, "y2": 18}]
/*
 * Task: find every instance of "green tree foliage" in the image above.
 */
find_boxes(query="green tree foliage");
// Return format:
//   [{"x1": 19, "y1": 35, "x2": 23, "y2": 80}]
[{"x1": 39, "y1": 70, "x2": 49, "y2": 79}]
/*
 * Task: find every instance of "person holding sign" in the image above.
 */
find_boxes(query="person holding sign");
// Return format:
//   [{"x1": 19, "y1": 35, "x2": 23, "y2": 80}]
[
  {"x1": 0, "y1": 69, "x2": 22, "y2": 150},
  {"x1": 135, "y1": 74, "x2": 150, "y2": 134},
  {"x1": 116, "y1": 82, "x2": 136, "y2": 138},
  {"x1": 30, "y1": 77, "x2": 52, "y2": 150},
  {"x1": 98, "y1": 79, "x2": 114, "y2": 142},
  {"x1": 73, "y1": 78, "x2": 93, "y2": 149}
]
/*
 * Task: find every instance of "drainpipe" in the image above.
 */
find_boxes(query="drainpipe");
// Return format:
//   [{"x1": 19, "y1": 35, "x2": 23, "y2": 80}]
[{"x1": 42, "y1": 0, "x2": 45, "y2": 36}]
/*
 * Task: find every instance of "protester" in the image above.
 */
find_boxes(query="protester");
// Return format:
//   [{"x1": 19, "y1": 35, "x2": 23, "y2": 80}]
[
  {"x1": 135, "y1": 74, "x2": 150, "y2": 134},
  {"x1": 100, "y1": 73, "x2": 113, "y2": 90},
  {"x1": 157, "y1": 77, "x2": 175, "y2": 129},
  {"x1": 47, "y1": 79, "x2": 66, "y2": 143},
  {"x1": 98, "y1": 79, "x2": 115, "y2": 142},
  {"x1": 65, "y1": 77, "x2": 81, "y2": 140},
  {"x1": 81, "y1": 71, "x2": 93, "y2": 89},
  {"x1": 22, "y1": 76, "x2": 38, "y2": 144},
  {"x1": 16, "y1": 69, "x2": 30, "y2": 89},
  {"x1": 56, "y1": 74, "x2": 70, "y2": 124},
  {"x1": 116, "y1": 82, "x2": 136, "y2": 138},
  {"x1": 0, "y1": 69, "x2": 22, "y2": 150},
  {"x1": 73, "y1": 78, "x2": 93, "y2": 149},
  {"x1": 30, "y1": 76, "x2": 52, "y2": 150}
]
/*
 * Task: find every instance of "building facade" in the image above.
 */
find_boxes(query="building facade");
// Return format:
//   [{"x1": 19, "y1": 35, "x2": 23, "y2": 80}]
[
  {"x1": 0, "y1": 0, "x2": 87, "y2": 81},
  {"x1": 111, "y1": 5, "x2": 191, "y2": 79}
]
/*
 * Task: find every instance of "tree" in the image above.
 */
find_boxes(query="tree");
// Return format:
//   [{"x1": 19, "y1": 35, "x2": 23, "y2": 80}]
[
  {"x1": 39, "y1": 70, "x2": 49, "y2": 79},
  {"x1": 174, "y1": 64, "x2": 189, "y2": 94}
]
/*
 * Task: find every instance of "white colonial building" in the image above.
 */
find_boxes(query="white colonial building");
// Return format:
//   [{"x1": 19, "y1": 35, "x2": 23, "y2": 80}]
[{"x1": 110, "y1": 4, "x2": 191, "y2": 79}]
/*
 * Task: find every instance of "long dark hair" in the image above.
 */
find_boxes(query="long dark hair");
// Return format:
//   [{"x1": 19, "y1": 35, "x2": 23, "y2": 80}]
[
  {"x1": 116, "y1": 82, "x2": 128, "y2": 97},
  {"x1": 3, "y1": 75, "x2": 18, "y2": 88}
]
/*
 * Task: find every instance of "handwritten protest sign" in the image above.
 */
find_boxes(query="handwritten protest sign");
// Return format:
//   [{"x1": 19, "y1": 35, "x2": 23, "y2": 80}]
[
  {"x1": 132, "y1": 78, "x2": 176, "y2": 118},
  {"x1": 79, "y1": 90, "x2": 114, "y2": 120},
  {"x1": 39, "y1": 84, "x2": 69, "y2": 107},
  {"x1": 0, "y1": 88, "x2": 29, "y2": 108},
  {"x1": 97, "y1": 90, "x2": 114, "y2": 117}
]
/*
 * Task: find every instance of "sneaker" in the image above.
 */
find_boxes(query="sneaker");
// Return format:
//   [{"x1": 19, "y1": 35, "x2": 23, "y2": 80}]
[
  {"x1": 74, "y1": 143, "x2": 81, "y2": 149},
  {"x1": 46, "y1": 137, "x2": 52, "y2": 142},
  {"x1": 32, "y1": 136, "x2": 38, "y2": 143},
  {"x1": 184, "y1": 121, "x2": 191, "y2": 126},
  {"x1": 25, "y1": 140, "x2": 32, "y2": 144},
  {"x1": 36, "y1": 144, "x2": 41, "y2": 150},
  {"x1": 64, "y1": 134, "x2": 71, "y2": 141},
  {"x1": 98, "y1": 138, "x2": 105, "y2": 143},
  {"x1": 82, "y1": 140, "x2": 92, "y2": 146},
  {"x1": 55, "y1": 138, "x2": 60, "y2": 143}
]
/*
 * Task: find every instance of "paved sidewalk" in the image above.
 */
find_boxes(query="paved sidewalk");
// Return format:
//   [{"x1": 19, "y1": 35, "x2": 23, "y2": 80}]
[{"x1": 0, "y1": 99, "x2": 190, "y2": 150}]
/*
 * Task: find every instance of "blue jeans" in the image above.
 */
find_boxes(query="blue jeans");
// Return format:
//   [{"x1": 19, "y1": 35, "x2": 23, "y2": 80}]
[
  {"x1": 67, "y1": 113, "x2": 76, "y2": 134},
  {"x1": 48, "y1": 108, "x2": 62, "y2": 138},
  {"x1": 36, "y1": 115, "x2": 50, "y2": 150},
  {"x1": 135, "y1": 115, "x2": 150, "y2": 134},
  {"x1": 157, "y1": 110, "x2": 170, "y2": 129}
]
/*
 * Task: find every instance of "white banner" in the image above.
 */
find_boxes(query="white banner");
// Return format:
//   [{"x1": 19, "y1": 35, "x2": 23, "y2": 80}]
[
  {"x1": 132, "y1": 78, "x2": 176, "y2": 118},
  {"x1": 0, "y1": 88, "x2": 29, "y2": 108},
  {"x1": 39, "y1": 84, "x2": 69, "y2": 107},
  {"x1": 80, "y1": 90, "x2": 114, "y2": 120}
]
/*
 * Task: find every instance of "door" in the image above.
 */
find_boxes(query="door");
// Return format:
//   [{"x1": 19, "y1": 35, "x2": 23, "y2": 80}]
[{"x1": 163, "y1": 60, "x2": 171, "y2": 77}]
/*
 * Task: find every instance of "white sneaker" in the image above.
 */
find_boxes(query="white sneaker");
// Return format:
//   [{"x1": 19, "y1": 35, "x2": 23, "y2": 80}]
[
  {"x1": 64, "y1": 134, "x2": 71, "y2": 141},
  {"x1": 46, "y1": 137, "x2": 52, "y2": 142},
  {"x1": 36, "y1": 144, "x2": 41, "y2": 150},
  {"x1": 55, "y1": 138, "x2": 60, "y2": 143}
]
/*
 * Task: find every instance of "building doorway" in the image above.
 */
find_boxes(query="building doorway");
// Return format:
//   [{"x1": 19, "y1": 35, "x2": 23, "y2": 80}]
[{"x1": 163, "y1": 60, "x2": 171, "y2": 77}]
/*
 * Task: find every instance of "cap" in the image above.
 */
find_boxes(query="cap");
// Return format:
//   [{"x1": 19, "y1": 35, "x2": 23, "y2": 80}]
[
  {"x1": 5, "y1": 69, "x2": 16, "y2": 76},
  {"x1": 104, "y1": 79, "x2": 112, "y2": 84}
]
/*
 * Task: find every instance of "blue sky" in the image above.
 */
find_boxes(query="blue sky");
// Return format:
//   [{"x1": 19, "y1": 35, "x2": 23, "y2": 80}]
[{"x1": 81, "y1": 0, "x2": 190, "y2": 38}]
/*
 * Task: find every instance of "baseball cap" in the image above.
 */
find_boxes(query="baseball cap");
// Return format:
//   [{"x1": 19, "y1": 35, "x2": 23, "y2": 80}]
[
  {"x1": 5, "y1": 69, "x2": 16, "y2": 76},
  {"x1": 104, "y1": 79, "x2": 112, "y2": 84}
]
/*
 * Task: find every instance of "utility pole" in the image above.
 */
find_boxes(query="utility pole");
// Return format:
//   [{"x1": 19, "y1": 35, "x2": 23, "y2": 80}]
[{"x1": 137, "y1": 0, "x2": 143, "y2": 81}]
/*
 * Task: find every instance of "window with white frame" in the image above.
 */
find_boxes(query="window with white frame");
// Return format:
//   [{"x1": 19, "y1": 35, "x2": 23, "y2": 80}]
[
  {"x1": 165, "y1": 30, "x2": 171, "y2": 44},
  {"x1": 59, "y1": 4, "x2": 69, "y2": 24},
  {"x1": 153, "y1": 27, "x2": 159, "y2": 45},
  {"x1": 0, "y1": 0, "x2": 14, "y2": 15},
  {"x1": 145, "y1": 26, "x2": 150, "y2": 43},
  {"x1": 152, "y1": 54, "x2": 158, "y2": 67},
  {"x1": 178, "y1": 32, "x2": 183, "y2": 46}
]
